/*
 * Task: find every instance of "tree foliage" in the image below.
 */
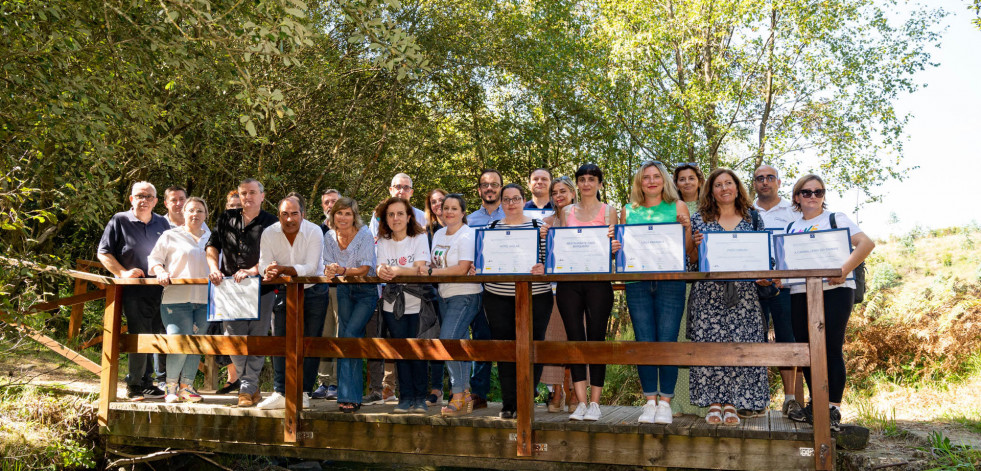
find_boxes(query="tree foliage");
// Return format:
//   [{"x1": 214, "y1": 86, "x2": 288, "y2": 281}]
[{"x1": 1, "y1": 0, "x2": 945, "y2": 304}]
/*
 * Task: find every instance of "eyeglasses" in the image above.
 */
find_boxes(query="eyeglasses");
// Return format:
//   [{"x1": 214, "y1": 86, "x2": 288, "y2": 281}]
[
  {"x1": 132, "y1": 194, "x2": 156, "y2": 200},
  {"x1": 754, "y1": 175, "x2": 777, "y2": 183},
  {"x1": 501, "y1": 196, "x2": 523, "y2": 204},
  {"x1": 391, "y1": 184, "x2": 413, "y2": 191},
  {"x1": 797, "y1": 189, "x2": 826, "y2": 198},
  {"x1": 478, "y1": 182, "x2": 501, "y2": 189}
]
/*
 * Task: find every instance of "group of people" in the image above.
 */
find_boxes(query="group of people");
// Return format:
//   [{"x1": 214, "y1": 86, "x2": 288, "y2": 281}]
[{"x1": 96, "y1": 161, "x2": 873, "y2": 432}]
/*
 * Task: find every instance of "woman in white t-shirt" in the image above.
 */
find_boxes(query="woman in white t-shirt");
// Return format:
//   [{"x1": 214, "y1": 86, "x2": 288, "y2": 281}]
[
  {"x1": 375, "y1": 197, "x2": 431, "y2": 414},
  {"x1": 147, "y1": 197, "x2": 211, "y2": 403},
  {"x1": 423, "y1": 194, "x2": 483, "y2": 417},
  {"x1": 785, "y1": 174, "x2": 875, "y2": 431}
]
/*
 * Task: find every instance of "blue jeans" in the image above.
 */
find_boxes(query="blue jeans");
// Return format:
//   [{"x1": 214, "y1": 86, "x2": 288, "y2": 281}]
[
  {"x1": 624, "y1": 281, "x2": 686, "y2": 397},
  {"x1": 438, "y1": 293, "x2": 482, "y2": 394},
  {"x1": 272, "y1": 284, "x2": 330, "y2": 394},
  {"x1": 336, "y1": 284, "x2": 378, "y2": 404},
  {"x1": 429, "y1": 288, "x2": 445, "y2": 391},
  {"x1": 159, "y1": 302, "x2": 208, "y2": 385},
  {"x1": 760, "y1": 288, "x2": 795, "y2": 343},
  {"x1": 469, "y1": 302, "x2": 492, "y2": 398},
  {"x1": 382, "y1": 311, "x2": 428, "y2": 402}
]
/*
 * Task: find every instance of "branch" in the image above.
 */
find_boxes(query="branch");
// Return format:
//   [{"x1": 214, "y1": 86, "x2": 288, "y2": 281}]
[{"x1": 106, "y1": 448, "x2": 234, "y2": 471}]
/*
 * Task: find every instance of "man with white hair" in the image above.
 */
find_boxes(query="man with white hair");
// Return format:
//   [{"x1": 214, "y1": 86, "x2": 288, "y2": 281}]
[
  {"x1": 369, "y1": 173, "x2": 427, "y2": 238},
  {"x1": 97, "y1": 181, "x2": 172, "y2": 401}
]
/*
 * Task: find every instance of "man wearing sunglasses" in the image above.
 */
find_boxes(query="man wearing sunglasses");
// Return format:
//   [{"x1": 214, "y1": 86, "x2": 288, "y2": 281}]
[{"x1": 751, "y1": 165, "x2": 802, "y2": 419}]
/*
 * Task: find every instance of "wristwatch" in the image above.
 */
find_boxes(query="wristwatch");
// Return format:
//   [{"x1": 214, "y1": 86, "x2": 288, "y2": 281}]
[{"x1": 428, "y1": 267, "x2": 433, "y2": 276}]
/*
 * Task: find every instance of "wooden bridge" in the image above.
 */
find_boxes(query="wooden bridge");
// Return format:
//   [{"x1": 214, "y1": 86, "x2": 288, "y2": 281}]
[{"x1": 10, "y1": 260, "x2": 840, "y2": 470}]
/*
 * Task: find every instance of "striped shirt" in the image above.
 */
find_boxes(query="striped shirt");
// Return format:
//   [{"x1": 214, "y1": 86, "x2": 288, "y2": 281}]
[{"x1": 482, "y1": 219, "x2": 551, "y2": 296}]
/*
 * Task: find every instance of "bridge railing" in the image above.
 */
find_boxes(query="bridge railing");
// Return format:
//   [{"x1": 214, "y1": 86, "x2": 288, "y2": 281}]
[{"x1": 8, "y1": 261, "x2": 837, "y2": 470}]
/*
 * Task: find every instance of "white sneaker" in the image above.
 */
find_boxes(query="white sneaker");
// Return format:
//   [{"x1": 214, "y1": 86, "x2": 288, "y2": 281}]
[
  {"x1": 584, "y1": 402, "x2": 602, "y2": 421},
  {"x1": 638, "y1": 400, "x2": 658, "y2": 424},
  {"x1": 653, "y1": 401, "x2": 673, "y2": 424},
  {"x1": 302, "y1": 392, "x2": 311, "y2": 409},
  {"x1": 164, "y1": 383, "x2": 179, "y2": 404},
  {"x1": 569, "y1": 402, "x2": 587, "y2": 421},
  {"x1": 256, "y1": 392, "x2": 286, "y2": 410}
]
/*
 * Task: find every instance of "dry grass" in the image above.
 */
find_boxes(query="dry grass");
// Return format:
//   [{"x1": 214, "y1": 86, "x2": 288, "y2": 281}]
[{"x1": 846, "y1": 229, "x2": 981, "y2": 387}]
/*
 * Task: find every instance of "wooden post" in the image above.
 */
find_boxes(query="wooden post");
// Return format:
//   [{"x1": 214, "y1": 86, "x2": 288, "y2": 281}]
[
  {"x1": 97, "y1": 284, "x2": 122, "y2": 429},
  {"x1": 202, "y1": 355, "x2": 219, "y2": 392},
  {"x1": 514, "y1": 281, "x2": 534, "y2": 457},
  {"x1": 805, "y1": 277, "x2": 833, "y2": 470},
  {"x1": 284, "y1": 283, "x2": 305, "y2": 443},
  {"x1": 68, "y1": 260, "x2": 90, "y2": 341}
]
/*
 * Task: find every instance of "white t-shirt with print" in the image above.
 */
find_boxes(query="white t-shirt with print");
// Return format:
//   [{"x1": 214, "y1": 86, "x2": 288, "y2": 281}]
[
  {"x1": 430, "y1": 225, "x2": 482, "y2": 299},
  {"x1": 786, "y1": 211, "x2": 863, "y2": 294},
  {"x1": 376, "y1": 233, "x2": 430, "y2": 313}
]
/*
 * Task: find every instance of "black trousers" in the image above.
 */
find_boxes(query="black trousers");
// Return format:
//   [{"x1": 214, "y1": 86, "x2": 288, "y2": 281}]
[
  {"x1": 790, "y1": 287, "x2": 854, "y2": 403},
  {"x1": 122, "y1": 292, "x2": 164, "y2": 388},
  {"x1": 555, "y1": 281, "x2": 614, "y2": 388},
  {"x1": 483, "y1": 291, "x2": 553, "y2": 412}
]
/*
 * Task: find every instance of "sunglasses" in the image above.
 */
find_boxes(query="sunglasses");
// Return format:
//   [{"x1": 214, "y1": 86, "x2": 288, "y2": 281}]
[
  {"x1": 675, "y1": 162, "x2": 699, "y2": 169},
  {"x1": 640, "y1": 160, "x2": 664, "y2": 168},
  {"x1": 797, "y1": 189, "x2": 826, "y2": 198}
]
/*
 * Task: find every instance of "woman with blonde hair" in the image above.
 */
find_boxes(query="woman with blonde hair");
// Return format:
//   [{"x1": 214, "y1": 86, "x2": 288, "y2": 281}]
[{"x1": 619, "y1": 160, "x2": 693, "y2": 424}]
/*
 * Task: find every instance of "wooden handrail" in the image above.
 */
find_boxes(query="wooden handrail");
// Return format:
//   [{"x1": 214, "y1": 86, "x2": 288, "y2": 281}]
[{"x1": 17, "y1": 262, "x2": 835, "y2": 470}]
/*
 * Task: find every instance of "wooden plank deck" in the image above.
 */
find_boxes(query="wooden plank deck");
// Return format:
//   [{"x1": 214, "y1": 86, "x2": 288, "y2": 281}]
[{"x1": 104, "y1": 394, "x2": 822, "y2": 470}]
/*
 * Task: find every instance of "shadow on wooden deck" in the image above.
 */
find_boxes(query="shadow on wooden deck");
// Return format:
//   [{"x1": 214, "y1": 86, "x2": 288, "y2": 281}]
[{"x1": 105, "y1": 393, "x2": 822, "y2": 470}]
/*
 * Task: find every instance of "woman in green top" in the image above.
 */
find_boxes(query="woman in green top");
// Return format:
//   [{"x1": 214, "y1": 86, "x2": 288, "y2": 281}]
[
  {"x1": 671, "y1": 162, "x2": 707, "y2": 418},
  {"x1": 618, "y1": 160, "x2": 693, "y2": 424}
]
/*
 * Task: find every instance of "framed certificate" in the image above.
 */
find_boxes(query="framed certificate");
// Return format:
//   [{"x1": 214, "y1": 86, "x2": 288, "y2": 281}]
[
  {"x1": 614, "y1": 223, "x2": 686, "y2": 273},
  {"x1": 766, "y1": 227, "x2": 787, "y2": 260},
  {"x1": 207, "y1": 276, "x2": 262, "y2": 321},
  {"x1": 774, "y1": 228, "x2": 854, "y2": 285},
  {"x1": 697, "y1": 231, "x2": 771, "y2": 272},
  {"x1": 474, "y1": 227, "x2": 540, "y2": 274},
  {"x1": 546, "y1": 226, "x2": 612, "y2": 274},
  {"x1": 523, "y1": 208, "x2": 553, "y2": 221}
]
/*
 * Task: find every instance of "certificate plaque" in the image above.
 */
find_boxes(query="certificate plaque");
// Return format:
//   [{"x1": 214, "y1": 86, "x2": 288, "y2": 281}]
[
  {"x1": 615, "y1": 223, "x2": 686, "y2": 273},
  {"x1": 774, "y1": 228, "x2": 854, "y2": 285},
  {"x1": 474, "y1": 228, "x2": 540, "y2": 274},
  {"x1": 697, "y1": 231, "x2": 771, "y2": 272},
  {"x1": 208, "y1": 276, "x2": 262, "y2": 321},
  {"x1": 546, "y1": 226, "x2": 612, "y2": 274}
]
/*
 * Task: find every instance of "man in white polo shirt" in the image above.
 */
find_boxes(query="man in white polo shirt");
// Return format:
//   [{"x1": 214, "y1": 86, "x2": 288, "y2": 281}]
[{"x1": 752, "y1": 164, "x2": 802, "y2": 418}]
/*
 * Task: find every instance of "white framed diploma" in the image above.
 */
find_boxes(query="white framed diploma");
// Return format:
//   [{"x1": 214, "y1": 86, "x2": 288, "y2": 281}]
[
  {"x1": 523, "y1": 208, "x2": 553, "y2": 221},
  {"x1": 207, "y1": 276, "x2": 262, "y2": 321},
  {"x1": 774, "y1": 228, "x2": 854, "y2": 285},
  {"x1": 546, "y1": 226, "x2": 612, "y2": 274},
  {"x1": 697, "y1": 231, "x2": 772, "y2": 272},
  {"x1": 474, "y1": 227, "x2": 540, "y2": 274},
  {"x1": 614, "y1": 223, "x2": 686, "y2": 273}
]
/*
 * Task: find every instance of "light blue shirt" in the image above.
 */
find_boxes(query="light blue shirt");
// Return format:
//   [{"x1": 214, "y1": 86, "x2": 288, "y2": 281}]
[{"x1": 466, "y1": 204, "x2": 505, "y2": 228}]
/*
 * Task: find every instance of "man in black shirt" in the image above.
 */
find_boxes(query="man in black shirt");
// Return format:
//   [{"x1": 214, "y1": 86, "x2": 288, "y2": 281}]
[
  {"x1": 97, "y1": 181, "x2": 171, "y2": 401},
  {"x1": 206, "y1": 178, "x2": 278, "y2": 407}
]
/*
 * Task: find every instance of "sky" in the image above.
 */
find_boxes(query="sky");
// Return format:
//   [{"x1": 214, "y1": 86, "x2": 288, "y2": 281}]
[{"x1": 823, "y1": 1, "x2": 981, "y2": 237}]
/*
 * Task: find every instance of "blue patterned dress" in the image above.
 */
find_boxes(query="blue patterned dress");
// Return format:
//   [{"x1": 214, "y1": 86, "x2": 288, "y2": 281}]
[{"x1": 688, "y1": 212, "x2": 769, "y2": 410}]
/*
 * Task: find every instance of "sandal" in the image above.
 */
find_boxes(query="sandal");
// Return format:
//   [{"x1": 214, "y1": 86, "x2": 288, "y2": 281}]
[
  {"x1": 706, "y1": 405, "x2": 723, "y2": 425},
  {"x1": 441, "y1": 393, "x2": 473, "y2": 417},
  {"x1": 722, "y1": 405, "x2": 740, "y2": 426},
  {"x1": 338, "y1": 402, "x2": 361, "y2": 413},
  {"x1": 547, "y1": 389, "x2": 564, "y2": 413}
]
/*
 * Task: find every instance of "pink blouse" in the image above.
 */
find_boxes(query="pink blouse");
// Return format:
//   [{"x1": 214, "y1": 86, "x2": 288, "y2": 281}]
[{"x1": 566, "y1": 203, "x2": 609, "y2": 226}]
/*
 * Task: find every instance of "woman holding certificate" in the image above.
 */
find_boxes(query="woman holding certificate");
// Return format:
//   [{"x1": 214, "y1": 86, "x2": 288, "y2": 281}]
[
  {"x1": 619, "y1": 161, "x2": 693, "y2": 424},
  {"x1": 688, "y1": 168, "x2": 769, "y2": 426},
  {"x1": 425, "y1": 194, "x2": 483, "y2": 417},
  {"x1": 375, "y1": 197, "x2": 433, "y2": 414},
  {"x1": 322, "y1": 197, "x2": 378, "y2": 413},
  {"x1": 483, "y1": 184, "x2": 551, "y2": 419},
  {"x1": 557, "y1": 163, "x2": 617, "y2": 422},
  {"x1": 785, "y1": 174, "x2": 874, "y2": 431},
  {"x1": 541, "y1": 176, "x2": 576, "y2": 412},
  {"x1": 147, "y1": 197, "x2": 211, "y2": 403}
]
